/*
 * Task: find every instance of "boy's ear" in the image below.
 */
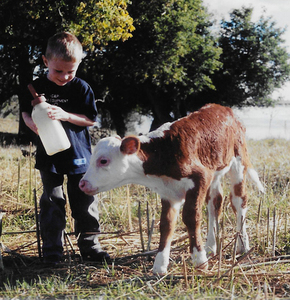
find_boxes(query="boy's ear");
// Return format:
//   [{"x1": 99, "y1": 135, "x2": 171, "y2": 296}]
[{"x1": 42, "y1": 55, "x2": 48, "y2": 67}]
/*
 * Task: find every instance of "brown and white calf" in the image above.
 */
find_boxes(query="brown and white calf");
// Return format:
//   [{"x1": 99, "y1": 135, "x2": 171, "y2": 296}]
[{"x1": 79, "y1": 104, "x2": 264, "y2": 274}]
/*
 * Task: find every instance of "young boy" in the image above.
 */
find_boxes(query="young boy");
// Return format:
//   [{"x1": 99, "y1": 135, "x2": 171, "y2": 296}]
[{"x1": 21, "y1": 32, "x2": 109, "y2": 264}]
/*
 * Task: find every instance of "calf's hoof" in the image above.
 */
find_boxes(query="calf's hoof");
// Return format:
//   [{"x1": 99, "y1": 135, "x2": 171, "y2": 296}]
[
  {"x1": 236, "y1": 236, "x2": 250, "y2": 255},
  {"x1": 191, "y1": 248, "x2": 208, "y2": 270},
  {"x1": 152, "y1": 251, "x2": 169, "y2": 275},
  {"x1": 205, "y1": 245, "x2": 216, "y2": 258}
]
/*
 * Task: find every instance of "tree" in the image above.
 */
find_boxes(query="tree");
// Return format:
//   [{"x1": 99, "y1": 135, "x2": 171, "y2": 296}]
[
  {"x1": 0, "y1": 0, "x2": 134, "y2": 142},
  {"x1": 201, "y1": 7, "x2": 290, "y2": 107},
  {"x1": 82, "y1": 0, "x2": 222, "y2": 134}
]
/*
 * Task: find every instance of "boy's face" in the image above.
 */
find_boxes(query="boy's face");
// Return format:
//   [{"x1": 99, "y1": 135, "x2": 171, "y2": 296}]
[{"x1": 42, "y1": 55, "x2": 80, "y2": 86}]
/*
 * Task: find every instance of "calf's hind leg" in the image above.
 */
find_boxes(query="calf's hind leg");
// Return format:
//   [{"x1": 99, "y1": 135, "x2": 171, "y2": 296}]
[
  {"x1": 205, "y1": 174, "x2": 224, "y2": 257},
  {"x1": 229, "y1": 157, "x2": 250, "y2": 254}
]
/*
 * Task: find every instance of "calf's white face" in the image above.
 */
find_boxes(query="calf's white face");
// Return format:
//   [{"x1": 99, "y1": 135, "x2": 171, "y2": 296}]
[{"x1": 79, "y1": 136, "x2": 141, "y2": 195}]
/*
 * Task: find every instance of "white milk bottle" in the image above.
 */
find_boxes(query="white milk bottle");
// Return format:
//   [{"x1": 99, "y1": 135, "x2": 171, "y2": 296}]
[{"x1": 28, "y1": 84, "x2": 71, "y2": 156}]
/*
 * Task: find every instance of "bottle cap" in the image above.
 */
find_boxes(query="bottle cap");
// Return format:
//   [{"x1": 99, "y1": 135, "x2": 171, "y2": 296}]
[
  {"x1": 28, "y1": 84, "x2": 46, "y2": 106},
  {"x1": 31, "y1": 96, "x2": 46, "y2": 106}
]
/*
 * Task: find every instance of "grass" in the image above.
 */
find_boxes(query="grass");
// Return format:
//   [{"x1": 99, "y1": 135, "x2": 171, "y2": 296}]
[{"x1": 1, "y1": 118, "x2": 290, "y2": 298}]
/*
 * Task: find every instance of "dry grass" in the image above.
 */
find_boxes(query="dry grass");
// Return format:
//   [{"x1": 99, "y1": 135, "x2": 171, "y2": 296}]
[
  {"x1": 0, "y1": 117, "x2": 19, "y2": 134},
  {"x1": 1, "y1": 118, "x2": 290, "y2": 298}
]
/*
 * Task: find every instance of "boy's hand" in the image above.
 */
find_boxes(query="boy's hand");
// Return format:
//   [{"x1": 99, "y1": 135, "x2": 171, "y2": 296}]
[
  {"x1": 22, "y1": 112, "x2": 38, "y2": 135},
  {"x1": 47, "y1": 105, "x2": 95, "y2": 127},
  {"x1": 26, "y1": 118, "x2": 39, "y2": 135},
  {"x1": 48, "y1": 105, "x2": 70, "y2": 122}
]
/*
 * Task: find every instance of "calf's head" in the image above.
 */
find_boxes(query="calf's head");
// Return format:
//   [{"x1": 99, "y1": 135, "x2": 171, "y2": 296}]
[{"x1": 79, "y1": 136, "x2": 141, "y2": 195}]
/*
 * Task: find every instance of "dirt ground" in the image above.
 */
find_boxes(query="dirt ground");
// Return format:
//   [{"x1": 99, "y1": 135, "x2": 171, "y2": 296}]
[{"x1": 1, "y1": 229, "x2": 290, "y2": 298}]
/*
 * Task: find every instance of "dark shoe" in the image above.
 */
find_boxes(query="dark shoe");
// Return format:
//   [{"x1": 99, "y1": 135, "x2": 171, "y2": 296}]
[
  {"x1": 81, "y1": 249, "x2": 110, "y2": 262},
  {"x1": 43, "y1": 255, "x2": 61, "y2": 266}
]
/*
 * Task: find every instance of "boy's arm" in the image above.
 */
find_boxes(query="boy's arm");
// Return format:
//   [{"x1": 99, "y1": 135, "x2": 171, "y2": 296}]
[
  {"x1": 48, "y1": 106, "x2": 96, "y2": 127},
  {"x1": 22, "y1": 112, "x2": 38, "y2": 134}
]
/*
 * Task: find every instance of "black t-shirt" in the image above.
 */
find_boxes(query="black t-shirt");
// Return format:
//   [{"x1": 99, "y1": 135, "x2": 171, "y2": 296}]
[{"x1": 21, "y1": 76, "x2": 97, "y2": 175}]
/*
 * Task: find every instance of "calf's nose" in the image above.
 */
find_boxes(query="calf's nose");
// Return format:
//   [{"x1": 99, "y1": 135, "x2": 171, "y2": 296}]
[
  {"x1": 79, "y1": 179, "x2": 98, "y2": 195},
  {"x1": 79, "y1": 179, "x2": 88, "y2": 191}
]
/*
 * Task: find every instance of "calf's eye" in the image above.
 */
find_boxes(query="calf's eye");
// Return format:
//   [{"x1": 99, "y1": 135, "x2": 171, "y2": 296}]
[{"x1": 97, "y1": 157, "x2": 110, "y2": 167}]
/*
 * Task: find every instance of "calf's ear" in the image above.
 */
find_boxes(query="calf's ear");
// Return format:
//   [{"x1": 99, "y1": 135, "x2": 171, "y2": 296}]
[{"x1": 120, "y1": 136, "x2": 140, "y2": 155}]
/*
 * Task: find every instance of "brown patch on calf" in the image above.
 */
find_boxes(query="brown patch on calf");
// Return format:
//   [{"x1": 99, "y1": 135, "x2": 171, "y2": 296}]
[
  {"x1": 234, "y1": 181, "x2": 248, "y2": 209},
  {"x1": 139, "y1": 133, "x2": 186, "y2": 180},
  {"x1": 213, "y1": 193, "x2": 223, "y2": 220},
  {"x1": 140, "y1": 104, "x2": 248, "y2": 181},
  {"x1": 206, "y1": 188, "x2": 223, "y2": 219},
  {"x1": 205, "y1": 189, "x2": 211, "y2": 204}
]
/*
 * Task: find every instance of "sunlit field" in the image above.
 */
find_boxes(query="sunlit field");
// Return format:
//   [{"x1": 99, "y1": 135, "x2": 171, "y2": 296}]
[{"x1": 1, "y1": 117, "x2": 290, "y2": 299}]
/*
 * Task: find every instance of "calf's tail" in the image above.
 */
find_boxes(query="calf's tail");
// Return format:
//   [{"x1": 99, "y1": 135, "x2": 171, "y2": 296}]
[{"x1": 247, "y1": 168, "x2": 265, "y2": 193}]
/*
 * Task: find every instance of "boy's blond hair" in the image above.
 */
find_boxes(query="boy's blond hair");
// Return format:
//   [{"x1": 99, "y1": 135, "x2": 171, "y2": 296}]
[{"x1": 45, "y1": 32, "x2": 83, "y2": 62}]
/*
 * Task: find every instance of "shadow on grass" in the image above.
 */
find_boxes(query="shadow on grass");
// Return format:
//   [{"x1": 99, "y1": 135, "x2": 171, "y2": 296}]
[
  {"x1": 0, "y1": 132, "x2": 35, "y2": 146},
  {"x1": 0, "y1": 132, "x2": 19, "y2": 146}
]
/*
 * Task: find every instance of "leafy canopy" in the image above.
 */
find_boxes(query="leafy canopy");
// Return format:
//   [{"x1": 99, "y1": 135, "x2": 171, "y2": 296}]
[
  {"x1": 0, "y1": 0, "x2": 134, "y2": 103},
  {"x1": 0, "y1": 0, "x2": 134, "y2": 141},
  {"x1": 125, "y1": 0, "x2": 222, "y2": 92},
  {"x1": 69, "y1": 0, "x2": 135, "y2": 49},
  {"x1": 87, "y1": 0, "x2": 222, "y2": 133},
  {"x1": 1, "y1": 2, "x2": 290, "y2": 138},
  {"x1": 208, "y1": 7, "x2": 290, "y2": 106}
]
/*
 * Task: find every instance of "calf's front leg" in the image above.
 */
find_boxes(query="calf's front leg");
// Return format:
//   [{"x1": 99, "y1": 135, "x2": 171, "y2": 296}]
[
  {"x1": 182, "y1": 174, "x2": 211, "y2": 269},
  {"x1": 153, "y1": 199, "x2": 181, "y2": 275}
]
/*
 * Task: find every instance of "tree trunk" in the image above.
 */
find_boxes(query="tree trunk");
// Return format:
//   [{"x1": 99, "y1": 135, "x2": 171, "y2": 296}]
[
  {"x1": 17, "y1": 49, "x2": 36, "y2": 145},
  {"x1": 144, "y1": 84, "x2": 173, "y2": 131}
]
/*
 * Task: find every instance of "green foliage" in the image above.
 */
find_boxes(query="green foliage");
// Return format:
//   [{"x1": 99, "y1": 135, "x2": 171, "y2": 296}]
[
  {"x1": 0, "y1": 0, "x2": 134, "y2": 103},
  {"x1": 85, "y1": 0, "x2": 222, "y2": 133},
  {"x1": 205, "y1": 7, "x2": 290, "y2": 106},
  {"x1": 1, "y1": 1, "x2": 290, "y2": 136},
  {"x1": 69, "y1": 0, "x2": 135, "y2": 49},
  {"x1": 129, "y1": 0, "x2": 221, "y2": 90},
  {"x1": 0, "y1": 0, "x2": 134, "y2": 141}
]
